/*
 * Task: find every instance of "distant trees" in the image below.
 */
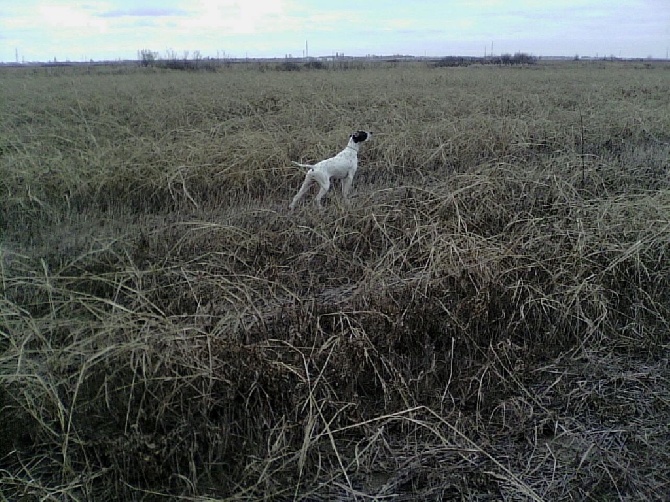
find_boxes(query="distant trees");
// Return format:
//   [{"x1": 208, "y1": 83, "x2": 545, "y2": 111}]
[
  {"x1": 491, "y1": 52, "x2": 538, "y2": 65},
  {"x1": 137, "y1": 49, "x2": 216, "y2": 71},
  {"x1": 433, "y1": 52, "x2": 538, "y2": 68},
  {"x1": 136, "y1": 48, "x2": 539, "y2": 72},
  {"x1": 433, "y1": 56, "x2": 474, "y2": 67},
  {"x1": 138, "y1": 49, "x2": 158, "y2": 67}
]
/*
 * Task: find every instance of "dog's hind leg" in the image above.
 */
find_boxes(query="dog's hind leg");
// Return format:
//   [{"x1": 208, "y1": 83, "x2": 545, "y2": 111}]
[{"x1": 290, "y1": 172, "x2": 314, "y2": 209}]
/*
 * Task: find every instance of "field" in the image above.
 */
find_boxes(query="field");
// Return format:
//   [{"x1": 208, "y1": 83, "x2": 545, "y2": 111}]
[{"x1": 1, "y1": 61, "x2": 669, "y2": 500}]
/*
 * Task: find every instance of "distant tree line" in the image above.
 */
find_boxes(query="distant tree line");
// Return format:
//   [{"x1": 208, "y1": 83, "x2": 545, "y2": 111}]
[
  {"x1": 494, "y1": 52, "x2": 537, "y2": 65},
  {"x1": 137, "y1": 49, "x2": 217, "y2": 71},
  {"x1": 136, "y1": 48, "x2": 538, "y2": 72},
  {"x1": 434, "y1": 52, "x2": 537, "y2": 67}
]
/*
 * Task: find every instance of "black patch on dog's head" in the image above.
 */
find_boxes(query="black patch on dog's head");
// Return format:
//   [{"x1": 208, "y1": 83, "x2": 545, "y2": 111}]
[{"x1": 351, "y1": 131, "x2": 370, "y2": 144}]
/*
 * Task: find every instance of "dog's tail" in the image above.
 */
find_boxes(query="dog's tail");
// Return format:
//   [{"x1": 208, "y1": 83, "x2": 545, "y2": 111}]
[{"x1": 291, "y1": 161, "x2": 313, "y2": 170}]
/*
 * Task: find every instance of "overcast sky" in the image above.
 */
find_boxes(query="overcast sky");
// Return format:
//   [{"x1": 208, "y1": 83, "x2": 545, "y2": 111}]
[{"x1": 1, "y1": 0, "x2": 668, "y2": 62}]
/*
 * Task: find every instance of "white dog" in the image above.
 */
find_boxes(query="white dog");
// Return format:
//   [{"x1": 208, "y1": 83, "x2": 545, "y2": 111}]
[{"x1": 289, "y1": 131, "x2": 372, "y2": 209}]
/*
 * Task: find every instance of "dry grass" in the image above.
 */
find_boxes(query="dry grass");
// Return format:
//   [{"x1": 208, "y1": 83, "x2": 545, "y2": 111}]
[{"x1": 1, "y1": 61, "x2": 669, "y2": 500}]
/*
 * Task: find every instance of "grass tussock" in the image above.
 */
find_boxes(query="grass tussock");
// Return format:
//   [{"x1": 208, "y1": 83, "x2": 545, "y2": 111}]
[{"x1": 1, "y1": 62, "x2": 670, "y2": 500}]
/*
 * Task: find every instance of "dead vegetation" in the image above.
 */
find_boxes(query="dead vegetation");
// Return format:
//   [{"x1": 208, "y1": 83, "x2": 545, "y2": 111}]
[{"x1": 1, "y1": 62, "x2": 669, "y2": 500}]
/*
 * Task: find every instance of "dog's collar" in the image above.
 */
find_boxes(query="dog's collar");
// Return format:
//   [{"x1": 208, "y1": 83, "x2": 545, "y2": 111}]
[{"x1": 345, "y1": 145, "x2": 358, "y2": 152}]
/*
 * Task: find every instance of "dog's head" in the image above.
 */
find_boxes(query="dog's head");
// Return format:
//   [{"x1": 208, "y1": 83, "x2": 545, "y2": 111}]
[{"x1": 351, "y1": 131, "x2": 372, "y2": 144}]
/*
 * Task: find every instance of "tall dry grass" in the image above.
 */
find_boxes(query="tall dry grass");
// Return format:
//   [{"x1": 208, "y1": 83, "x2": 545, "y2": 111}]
[{"x1": 1, "y1": 61, "x2": 669, "y2": 500}]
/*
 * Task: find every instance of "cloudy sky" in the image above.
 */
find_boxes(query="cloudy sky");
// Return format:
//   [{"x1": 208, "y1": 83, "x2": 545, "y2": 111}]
[{"x1": 1, "y1": 0, "x2": 668, "y2": 62}]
